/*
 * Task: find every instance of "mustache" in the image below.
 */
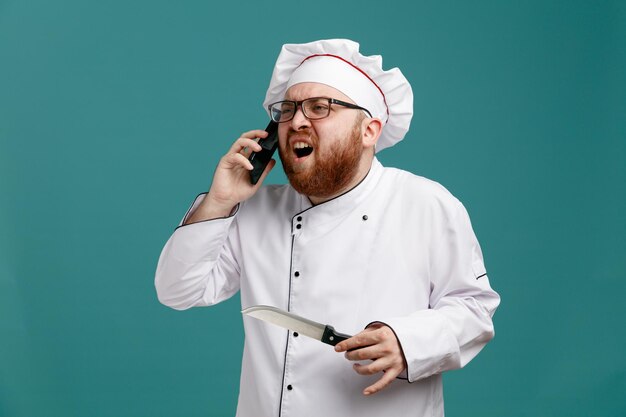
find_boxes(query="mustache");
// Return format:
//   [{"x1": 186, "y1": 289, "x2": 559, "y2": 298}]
[
  {"x1": 288, "y1": 127, "x2": 310, "y2": 136},
  {"x1": 287, "y1": 128, "x2": 316, "y2": 143}
]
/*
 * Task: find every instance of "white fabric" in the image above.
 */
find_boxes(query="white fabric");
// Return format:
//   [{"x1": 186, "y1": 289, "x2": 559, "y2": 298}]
[
  {"x1": 286, "y1": 55, "x2": 387, "y2": 123},
  {"x1": 263, "y1": 39, "x2": 413, "y2": 153},
  {"x1": 155, "y1": 158, "x2": 500, "y2": 417}
]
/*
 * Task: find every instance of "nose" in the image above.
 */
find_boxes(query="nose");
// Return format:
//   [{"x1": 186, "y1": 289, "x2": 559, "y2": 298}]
[{"x1": 290, "y1": 104, "x2": 311, "y2": 131}]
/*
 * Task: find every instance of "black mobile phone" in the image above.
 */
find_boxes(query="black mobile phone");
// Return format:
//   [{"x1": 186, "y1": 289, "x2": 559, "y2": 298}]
[{"x1": 249, "y1": 121, "x2": 279, "y2": 185}]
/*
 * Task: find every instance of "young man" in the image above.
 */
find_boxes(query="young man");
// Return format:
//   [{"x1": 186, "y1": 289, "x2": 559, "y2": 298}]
[{"x1": 156, "y1": 39, "x2": 500, "y2": 417}]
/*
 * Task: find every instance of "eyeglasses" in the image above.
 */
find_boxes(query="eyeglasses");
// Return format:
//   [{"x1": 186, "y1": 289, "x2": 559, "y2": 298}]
[{"x1": 268, "y1": 97, "x2": 372, "y2": 123}]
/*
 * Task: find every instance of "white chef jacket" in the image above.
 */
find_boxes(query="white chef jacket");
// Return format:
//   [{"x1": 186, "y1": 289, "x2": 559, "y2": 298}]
[{"x1": 155, "y1": 158, "x2": 500, "y2": 417}]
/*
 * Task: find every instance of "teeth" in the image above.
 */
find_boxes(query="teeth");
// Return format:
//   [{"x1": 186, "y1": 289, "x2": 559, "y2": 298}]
[{"x1": 294, "y1": 142, "x2": 312, "y2": 149}]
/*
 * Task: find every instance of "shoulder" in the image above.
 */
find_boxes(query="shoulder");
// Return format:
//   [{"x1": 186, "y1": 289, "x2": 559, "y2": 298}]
[{"x1": 378, "y1": 165, "x2": 463, "y2": 213}]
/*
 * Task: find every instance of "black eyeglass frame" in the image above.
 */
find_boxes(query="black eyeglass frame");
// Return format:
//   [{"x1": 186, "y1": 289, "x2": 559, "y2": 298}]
[{"x1": 268, "y1": 97, "x2": 373, "y2": 123}]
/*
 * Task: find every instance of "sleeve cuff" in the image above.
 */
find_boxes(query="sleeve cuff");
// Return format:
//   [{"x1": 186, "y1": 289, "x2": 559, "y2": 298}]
[
  {"x1": 166, "y1": 194, "x2": 240, "y2": 263},
  {"x1": 175, "y1": 193, "x2": 240, "y2": 230}
]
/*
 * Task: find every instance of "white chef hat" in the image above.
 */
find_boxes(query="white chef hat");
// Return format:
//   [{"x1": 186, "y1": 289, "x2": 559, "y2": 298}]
[{"x1": 263, "y1": 39, "x2": 413, "y2": 152}]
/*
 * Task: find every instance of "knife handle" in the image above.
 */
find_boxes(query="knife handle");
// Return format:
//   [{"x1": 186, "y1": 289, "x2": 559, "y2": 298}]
[{"x1": 321, "y1": 325, "x2": 352, "y2": 346}]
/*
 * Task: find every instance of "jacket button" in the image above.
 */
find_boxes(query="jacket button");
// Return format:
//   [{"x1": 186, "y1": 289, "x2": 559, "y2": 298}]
[
  {"x1": 287, "y1": 385, "x2": 293, "y2": 390},
  {"x1": 293, "y1": 332, "x2": 299, "y2": 337},
  {"x1": 297, "y1": 216, "x2": 302, "y2": 221},
  {"x1": 294, "y1": 271, "x2": 300, "y2": 277},
  {"x1": 362, "y1": 215, "x2": 368, "y2": 221},
  {"x1": 296, "y1": 224, "x2": 302, "y2": 229}
]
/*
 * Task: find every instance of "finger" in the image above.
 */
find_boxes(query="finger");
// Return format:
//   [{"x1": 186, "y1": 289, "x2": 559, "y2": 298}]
[
  {"x1": 362, "y1": 366, "x2": 401, "y2": 396},
  {"x1": 240, "y1": 129, "x2": 269, "y2": 139},
  {"x1": 343, "y1": 345, "x2": 383, "y2": 362},
  {"x1": 223, "y1": 152, "x2": 254, "y2": 171},
  {"x1": 353, "y1": 361, "x2": 381, "y2": 376},
  {"x1": 351, "y1": 348, "x2": 405, "y2": 374},
  {"x1": 352, "y1": 356, "x2": 393, "y2": 376},
  {"x1": 334, "y1": 330, "x2": 381, "y2": 352},
  {"x1": 229, "y1": 137, "x2": 263, "y2": 154},
  {"x1": 236, "y1": 129, "x2": 268, "y2": 153}
]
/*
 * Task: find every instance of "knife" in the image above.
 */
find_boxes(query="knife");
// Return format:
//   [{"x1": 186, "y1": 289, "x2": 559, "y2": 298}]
[{"x1": 242, "y1": 305, "x2": 352, "y2": 346}]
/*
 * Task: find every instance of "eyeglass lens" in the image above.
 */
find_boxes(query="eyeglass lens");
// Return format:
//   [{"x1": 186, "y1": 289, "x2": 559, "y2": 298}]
[{"x1": 270, "y1": 98, "x2": 331, "y2": 122}]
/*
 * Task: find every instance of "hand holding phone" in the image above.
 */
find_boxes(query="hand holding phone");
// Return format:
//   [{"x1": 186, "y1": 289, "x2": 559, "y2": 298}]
[{"x1": 248, "y1": 121, "x2": 279, "y2": 185}]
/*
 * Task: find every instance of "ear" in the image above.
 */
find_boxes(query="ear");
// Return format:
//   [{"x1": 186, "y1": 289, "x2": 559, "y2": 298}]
[{"x1": 361, "y1": 117, "x2": 383, "y2": 150}]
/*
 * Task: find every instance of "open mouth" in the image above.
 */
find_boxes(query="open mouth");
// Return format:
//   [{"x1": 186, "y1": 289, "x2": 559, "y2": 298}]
[{"x1": 294, "y1": 142, "x2": 314, "y2": 158}]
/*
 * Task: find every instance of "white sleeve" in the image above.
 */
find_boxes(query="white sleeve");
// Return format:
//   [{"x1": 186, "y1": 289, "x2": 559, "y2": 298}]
[
  {"x1": 154, "y1": 193, "x2": 243, "y2": 311},
  {"x1": 381, "y1": 200, "x2": 500, "y2": 382}
]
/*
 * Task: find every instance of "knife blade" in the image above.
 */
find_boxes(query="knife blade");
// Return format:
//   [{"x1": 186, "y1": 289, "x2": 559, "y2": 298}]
[{"x1": 241, "y1": 305, "x2": 352, "y2": 346}]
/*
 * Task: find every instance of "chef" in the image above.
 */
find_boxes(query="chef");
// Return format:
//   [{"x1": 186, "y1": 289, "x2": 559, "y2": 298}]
[{"x1": 155, "y1": 39, "x2": 500, "y2": 417}]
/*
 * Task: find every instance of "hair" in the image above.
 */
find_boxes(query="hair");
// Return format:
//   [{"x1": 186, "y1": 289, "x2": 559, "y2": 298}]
[{"x1": 353, "y1": 110, "x2": 367, "y2": 131}]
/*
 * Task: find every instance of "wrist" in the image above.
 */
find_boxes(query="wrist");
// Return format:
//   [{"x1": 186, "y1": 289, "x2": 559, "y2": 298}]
[{"x1": 184, "y1": 197, "x2": 236, "y2": 224}]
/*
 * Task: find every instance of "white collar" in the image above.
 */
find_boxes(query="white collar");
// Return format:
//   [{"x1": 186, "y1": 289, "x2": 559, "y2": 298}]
[{"x1": 290, "y1": 158, "x2": 384, "y2": 235}]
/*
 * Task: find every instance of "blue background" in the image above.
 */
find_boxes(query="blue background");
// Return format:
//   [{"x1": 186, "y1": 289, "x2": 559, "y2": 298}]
[{"x1": 1, "y1": 1, "x2": 625, "y2": 416}]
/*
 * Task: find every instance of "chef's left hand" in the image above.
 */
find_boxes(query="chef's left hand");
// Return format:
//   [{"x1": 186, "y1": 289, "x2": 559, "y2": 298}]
[{"x1": 334, "y1": 323, "x2": 406, "y2": 396}]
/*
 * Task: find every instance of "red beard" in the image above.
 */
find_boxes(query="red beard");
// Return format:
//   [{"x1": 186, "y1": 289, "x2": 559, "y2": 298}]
[{"x1": 279, "y1": 122, "x2": 363, "y2": 199}]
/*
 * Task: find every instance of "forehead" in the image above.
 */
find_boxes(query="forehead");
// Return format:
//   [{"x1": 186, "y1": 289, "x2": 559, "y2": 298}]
[{"x1": 284, "y1": 82, "x2": 354, "y2": 103}]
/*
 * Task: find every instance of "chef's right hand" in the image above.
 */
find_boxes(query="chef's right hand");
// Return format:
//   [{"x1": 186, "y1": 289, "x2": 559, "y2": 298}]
[{"x1": 184, "y1": 129, "x2": 276, "y2": 224}]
